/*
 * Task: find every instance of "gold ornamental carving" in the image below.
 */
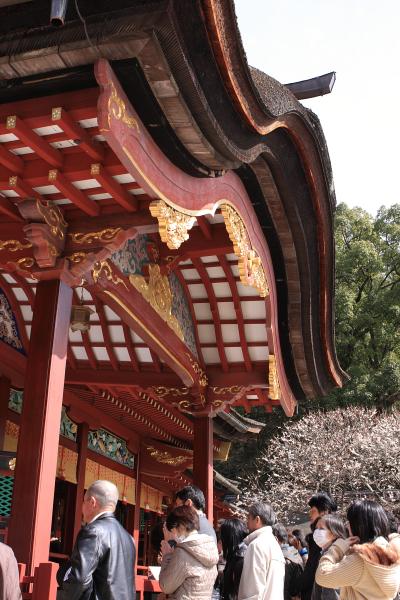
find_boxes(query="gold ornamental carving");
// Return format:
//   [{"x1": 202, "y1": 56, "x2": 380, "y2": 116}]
[
  {"x1": 36, "y1": 199, "x2": 67, "y2": 240},
  {"x1": 129, "y1": 264, "x2": 184, "y2": 341},
  {"x1": 66, "y1": 252, "x2": 87, "y2": 264},
  {"x1": 92, "y1": 260, "x2": 128, "y2": 289},
  {"x1": 69, "y1": 228, "x2": 122, "y2": 245},
  {"x1": 0, "y1": 240, "x2": 32, "y2": 252},
  {"x1": 153, "y1": 386, "x2": 190, "y2": 398},
  {"x1": 186, "y1": 354, "x2": 208, "y2": 387},
  {"x1": 269, "y1": 354, "x2": 280, "y2": 400},
  {"x1": 220, "y1": 204, "x2": 269, "y2": 298},
  {"x1": 146, "y1": 446, "x2": 189, "y2": 466},
  {"x1": 16, "y1": 257, "x2": 35, "y2": 269},
  {"x1": 149, "y1": 199, "x2": 197, "y2": 250},
  {"x1": 108, "y1": 82, "x2": 139, "y2": 132},
  {"x1": 211, "y1": 386, "x2": 245, "y2": 395}
]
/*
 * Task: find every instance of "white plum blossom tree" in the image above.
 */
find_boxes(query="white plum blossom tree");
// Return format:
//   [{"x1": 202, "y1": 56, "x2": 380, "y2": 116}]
[{"x1": 241, "y1": 407, "x2": 400, "y2": 522}]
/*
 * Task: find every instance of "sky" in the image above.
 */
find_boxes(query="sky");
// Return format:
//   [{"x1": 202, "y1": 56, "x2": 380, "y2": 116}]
[{"x1": 234, "y1": 0, "x2": 400, "y2": 216}]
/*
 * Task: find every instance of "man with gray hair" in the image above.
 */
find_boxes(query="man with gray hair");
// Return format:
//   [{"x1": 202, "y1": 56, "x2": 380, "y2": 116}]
[
  {"x1": 238, "y1": 502, "x2": 285, "y2": 600},
  {"x1": 57, "y1": 480, "x2": 135, "y2": 599}
]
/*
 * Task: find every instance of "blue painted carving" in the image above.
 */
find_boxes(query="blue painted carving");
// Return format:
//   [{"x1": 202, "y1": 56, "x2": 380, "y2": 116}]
[
  {"x1": 111, "y1": 234, "x2": 150, "y2": 276},
  {"x1": 8, "y1": 389, "x2": 23, "y2": 414},
  {"x1": 169, "y1": 273, "x2": 198, "y2": 358},
  {"x1": 60, "y1": 406, "x2": 78, "y2": 441},
  {"x1": 0, "y1": 289, "x2": 24, "y2": 354},
  {"x1": 88, "y1": 428, "x2": 135, "y2": 469}
]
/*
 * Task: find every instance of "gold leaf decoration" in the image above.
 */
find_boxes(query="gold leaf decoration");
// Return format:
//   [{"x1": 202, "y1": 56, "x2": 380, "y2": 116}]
[
  {"x1": 149, "y1": 199, "x2": 197, "y2": 250},
  {"x1": 108, "y1": 82, "x2": 139, "y2": 131},
  {"x1": 129, "y1": 264, "x2": 184, "y2": 341},
  {"x1": 92, "y1": 260, "x2": 128, "y2": 289},
  {"x1": 69, "y1": 228, "x2": 122, "y2": 245},
  {"x1": 153, "y1": 386, "x2": 190, "y2": 397},
  {"x1": 220, "y1": 203, "x2": 269, "y2": 298},
  {"x1": 211, "y1": 386, "x2": 245, "y2": 395},
  {"x1": 66, "y1": 252, "x2": 87, "y2": 264},
  {"x1": 269, "y1": 354, "x2": 280, "y2": 400},
  {"x1": 36, "y1": 199, "x2": 67, "y2": 240},
  {"x1": 186, "y1": 354, "x2": 208, "y2": 387},
  {"x1": 0, "y1": 240, "x2": 32, "y2": 252},
  {"x1": 146, "y1": 446, "x2": 189, "y2": 466}
]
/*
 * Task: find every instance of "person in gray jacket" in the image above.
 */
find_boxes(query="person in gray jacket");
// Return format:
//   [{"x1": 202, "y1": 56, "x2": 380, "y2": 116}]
[{"x1": 175, "y1": 485, "x2": 217, "y2": 542}]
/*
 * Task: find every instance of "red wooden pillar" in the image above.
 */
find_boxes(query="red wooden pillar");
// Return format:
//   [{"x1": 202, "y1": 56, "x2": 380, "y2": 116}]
[
  {"x1": 73, "y1": 422, "x2": 89, "y2": 543},
  {"x1": 133, "y1": 448, "x2": 141, "y2": 567},
  {"x1": 0, "y1": 376, "x2": 11, "y2": 449},
  {"x1": 193, "y1": 416, "x2": 213, "y2": 522},
  {"x1": 7, "y1": 280, "x2": 72, "y2": 571}
]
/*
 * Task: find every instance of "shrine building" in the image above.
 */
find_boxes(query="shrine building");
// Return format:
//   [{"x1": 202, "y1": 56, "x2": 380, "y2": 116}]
[{"x1": 0, "y1": 0, "x2": 345, "y2": 594}]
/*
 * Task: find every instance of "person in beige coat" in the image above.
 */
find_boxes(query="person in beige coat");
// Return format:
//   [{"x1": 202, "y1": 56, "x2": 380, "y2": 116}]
[
  {"x1": 0, "y1": 542, "x2": 22, "y2": 600},
  {"x1": 238, "y1": 502, "x2": 285, "y2": 600},
  {"x1": 160, "y1": 505, "x2": 219, "y2": 599},
  {"x1": 315, "y1": 500, "x2": 400, "y2": 600}
]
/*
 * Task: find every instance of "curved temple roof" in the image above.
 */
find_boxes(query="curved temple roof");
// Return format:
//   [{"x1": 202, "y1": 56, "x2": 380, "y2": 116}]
[{"x1": 0, "y1": 0, "x2": 346, "y2": 423}]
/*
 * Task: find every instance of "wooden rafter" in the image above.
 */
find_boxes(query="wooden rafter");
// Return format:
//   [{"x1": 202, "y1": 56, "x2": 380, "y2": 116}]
[
  {"x1": 219, "y1": 255, "x2": 253, "y2": 372},
  {"x1": 191, "y1": 257, "x2": 229, "y2": 372}
]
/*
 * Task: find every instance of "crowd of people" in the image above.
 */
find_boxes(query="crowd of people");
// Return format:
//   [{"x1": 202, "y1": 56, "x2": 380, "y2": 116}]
[
  {"x1": 1, "y1": 481, "x2": 400, "y2": 599},
  {"x1": 155, "y1": 487, "x2": 400, "y2": 600}
]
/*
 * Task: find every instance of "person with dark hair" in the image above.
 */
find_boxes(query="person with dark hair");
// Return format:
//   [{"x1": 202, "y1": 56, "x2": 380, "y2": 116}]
[
  {"x1": 238, "y1": 502, "x2": 285, "y2": 599},
  {"x1": 159, "y1": 505, "x2": 219, "y2": 599},
  {"x1": 291, "y1": 529, "x2": 309, "y2": 565},
  {"x1": 293, "y1": 491, "x2": 338, "y2": 600},
  {"x1": 219, "y1": 519, "x2": 248, "y2": 600},
  {"x1": 274, "y1": 523, "x2": 304, "y2": 600},
  {"x1": 311, "y1": 514, "x2": 347, "y2": 600},
  {"x1": 175, "y1": 485, "x2": 217, "y2": 542},
  {"x1": 315, "y1": 500, "x2": 400, "y2": 599}
]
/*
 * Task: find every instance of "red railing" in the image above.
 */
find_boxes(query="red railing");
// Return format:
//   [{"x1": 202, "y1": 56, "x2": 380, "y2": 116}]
[
  {"x1": 17, "y1": 561, "x2": 161, "y2": 599},
  {"x1": 18, "y1": 562, "x2": 58, "y2": 600}
]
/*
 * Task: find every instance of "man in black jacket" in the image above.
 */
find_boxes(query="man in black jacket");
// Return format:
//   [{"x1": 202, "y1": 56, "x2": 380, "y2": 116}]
[
  {"x1": 293, "y1": 492, "x2": 337, "y2": 600},
  {"x1": 57, "y1": 479, "x2": 135, "y2": 600}
]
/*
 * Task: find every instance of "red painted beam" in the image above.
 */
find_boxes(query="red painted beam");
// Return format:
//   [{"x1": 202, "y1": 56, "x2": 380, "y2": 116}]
[
  {"x1": 48, "y1": 169, "x2": 100, "y2": 216},
  {"x1": 52, "y1": 107, "x2": 104, "y2": 162},
  {"x1": 7, "y1": 280, "x2": 72, "y2": 570},
  {"x1": 0, "y1": 144, "x2": 24, "y2": 174},
  {"x1": 8, "y1": 175, "x2": 40, "y2": 200},
  {"x1": 90, "y1": 163, "x2": 137, "y2": 212},
  {"x1": 192, "y1": 257, "x2": 229, "y2": 373},
  {"x1": 64, "y1": 367, "x2": 183, "y2": 387},
  {"x1": 6, "y1": 115, "x2": 63, "y2": 168},
  {"x1": 0, "y1": 87, "x2": 99, "y2": 121},
  {"x1": 0, "y1": 194, "x2": 23, "y2": 222},
  {"x1": 219, "y1": 255, "x2": 253, "y2": 372}
]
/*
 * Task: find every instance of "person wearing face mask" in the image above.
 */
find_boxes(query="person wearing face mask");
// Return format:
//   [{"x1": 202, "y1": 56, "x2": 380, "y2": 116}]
[
  {"x1": 292, "y1": 492, "x2": 338, "y2": 600},
  {"x1": 315, "y1": 500, "x2": 400, "y2": 600},
  {"x1": 160, "y1": 505, "x2": 219, "y2": 599},
  {"x1": 311, "y1": 514, "x2": 347, "y2": 600}
]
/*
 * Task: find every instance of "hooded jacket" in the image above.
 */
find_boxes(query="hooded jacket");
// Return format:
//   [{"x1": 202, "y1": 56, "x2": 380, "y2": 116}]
[
  {"x1": 159, "y1": 532, "x2": 219, "y2": 599},
  {"x1": 238, "y1": 526, "x2": 285, "y2": 600},
  {"x1": 315, "y1": 536, "x2": 400, "y2": 600}
]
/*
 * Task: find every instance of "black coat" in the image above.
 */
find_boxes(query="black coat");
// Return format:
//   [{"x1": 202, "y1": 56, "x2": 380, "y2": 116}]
[
  {"x1": 220, "y1": 542, "x2": 246, "y2": 600},
  {"x1": 57, "y1": 513, "x2": 135, "y2": 600},
  {"x1": 292, "y1": 533, "x2": 321, "y2": 600}
]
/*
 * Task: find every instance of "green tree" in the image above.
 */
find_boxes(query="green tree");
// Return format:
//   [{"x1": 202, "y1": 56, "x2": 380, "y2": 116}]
[
  {"x1": 326, "y1": 203, "x2": 400, "y2": 408},
  {"x1": 219, "y1": 204, "x2": 400, "y2": 481}
]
